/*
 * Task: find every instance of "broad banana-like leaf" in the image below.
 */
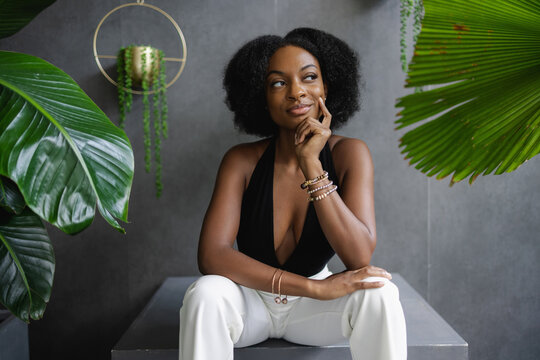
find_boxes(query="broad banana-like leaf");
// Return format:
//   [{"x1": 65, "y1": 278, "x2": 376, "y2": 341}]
[
  {"x1": 0, "y1": 0, "x2": 56, "y2": 39},
  {"x1": 0, "y1": 176, "x2": 25, "y2": 214},
  {"x1": 0, "y1": 207, "x2": 54, "y2": 322},
  {"x1": 396, "y1": 0, "x2": 540, "y2": 184},
  {"x1": 0, "y1": 51, "x2": 134, "y2": 234}
]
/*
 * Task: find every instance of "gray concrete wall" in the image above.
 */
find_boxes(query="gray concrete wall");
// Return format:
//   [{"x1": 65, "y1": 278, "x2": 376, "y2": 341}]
[{"x1": 0, "y1": 0, "x2": 538, "y2": 359}]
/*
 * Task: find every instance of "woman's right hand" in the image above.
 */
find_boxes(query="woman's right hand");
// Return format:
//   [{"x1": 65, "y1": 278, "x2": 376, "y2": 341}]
[{"x1": 313, "y1": 265, "x2": 392, "y2": 300}]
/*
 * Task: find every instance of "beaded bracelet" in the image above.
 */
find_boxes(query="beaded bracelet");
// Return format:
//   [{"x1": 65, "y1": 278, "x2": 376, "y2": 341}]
[
  {"x1": 308, "y1": 185, "x2": 338, "y2": 202},
  {"x1": 300, "y1": 171, "x2": 328, "y2": 189},
  {"x1": 307, "y1": 180, "x2": 333, "y2": 195}
]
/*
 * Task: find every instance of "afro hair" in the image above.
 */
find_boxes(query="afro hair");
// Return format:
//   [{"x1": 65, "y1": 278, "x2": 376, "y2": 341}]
[{"x1": 223, "y1": 28, "x2": 360, "y2": 137}]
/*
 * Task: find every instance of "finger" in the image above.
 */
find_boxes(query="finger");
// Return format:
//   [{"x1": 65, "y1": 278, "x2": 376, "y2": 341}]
[
  {"x1": 297, "y1": 119, "x2": 328, "y2": 144},
  {"x1": 355, "y1": 266, "x2": 392, "y2": 279},
  {"x1": 318, "y1": 97, "x2": 332, "y2": 128},
  {"x1": 369, "y1": 267, "x2": 392, "y2": 279},
  {"x1": 297, "y1": 124, "x2": 315, "y2": 144},
  {"x1": 295, "y1": 118, "x2": 311, "y2": 143},
  {"x1": 295, "y1": 121, "x2": 311, "y2": 144},
  {"x1": 358, "y1": 281, "x2": 385, "y2": 289}
]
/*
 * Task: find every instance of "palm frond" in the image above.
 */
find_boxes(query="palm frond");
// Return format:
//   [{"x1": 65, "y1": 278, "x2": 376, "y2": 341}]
[{"x1": 396, "y1": 0, "x2": 540, "y2": 184}]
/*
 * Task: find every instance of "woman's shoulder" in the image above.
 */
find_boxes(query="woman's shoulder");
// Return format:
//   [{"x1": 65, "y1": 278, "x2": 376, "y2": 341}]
[
  {"x1": 328, "y1": 135, "x2": 372, "y2": 178},
  {"x1": 220, "y1": 138, "x2": 272, "y2": 187},
  {"x1": 223, "y1": 138, "x2": 271, "y2": 166},
  {"x1": 328, "y1": 135, "x2": 371, "y2": 157}
]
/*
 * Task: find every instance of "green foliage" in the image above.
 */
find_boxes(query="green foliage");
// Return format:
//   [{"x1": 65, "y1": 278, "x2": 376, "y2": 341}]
[
  {"x1": 0, "y1": 0, "x2": 56, "y2": 39},
  {"x1": 0, "y1": 177, "x2": 25, "y2": 215},
  {"x1": 0, "y1": 204, "x2": 54, "y2": 322},
  {"x1": 117, "y1": 45, "x2": 167, "y2": 197},
  {"x1": 396, "y1": 0, "x2": 540, "y2": 185},
  {"x1": 0, "y1": 51, "x2": 134, "y2": 322},
  {"x1": 0, "y1": 0, "x2": 133, "y2": 324},
  {"x1": 400, "y1": 0, "x2": 424, "y2": 73}
]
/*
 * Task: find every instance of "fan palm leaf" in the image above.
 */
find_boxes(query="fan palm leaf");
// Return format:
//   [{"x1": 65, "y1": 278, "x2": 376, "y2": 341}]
[{"x1": 396, "y1": 0, "x2": 540, "y2": 184}]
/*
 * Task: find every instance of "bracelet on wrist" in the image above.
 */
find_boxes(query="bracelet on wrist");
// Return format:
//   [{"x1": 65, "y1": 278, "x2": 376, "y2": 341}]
[
  {"x1": 300, "y1": 170, "x2": 328, "y2": 189},
  {"x1": 307, "y1": 180, "x2": 334, "y2": 194},
  {"x1": 308, "y1": 184, "x2": 338, "y2": 202}
]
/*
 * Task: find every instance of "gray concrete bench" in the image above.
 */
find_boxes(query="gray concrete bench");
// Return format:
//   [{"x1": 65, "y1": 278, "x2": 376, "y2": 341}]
[
  {"x1": 112, "y1": 275, "x2": 468, "y2": 360},
  {"x1": 0, "y1": 310, "x2": 29, "y2": 360}
]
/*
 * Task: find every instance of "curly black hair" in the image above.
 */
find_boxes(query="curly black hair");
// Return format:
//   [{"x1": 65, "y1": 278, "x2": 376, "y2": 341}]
[{"x1": 223, "y1": 28, "x2": 360, "y2": 137}]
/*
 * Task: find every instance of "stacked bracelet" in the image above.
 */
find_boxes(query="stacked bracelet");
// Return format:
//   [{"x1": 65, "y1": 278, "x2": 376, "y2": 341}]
[
  {"x1": 271, "y1": 268, "x2": 288, "y2": 304},
  {"x1": 307, "y1": 180, "x2": 333, "y2": 195},
  {"x1": 300, "y1": 171, "x2": 328, "y2": 189},
  {"x1": 302, "y1": 170, "x2": 338, "y2": 202},
  {"x1": 308, "y1": 184, "x2": 338, "y2": 202}
]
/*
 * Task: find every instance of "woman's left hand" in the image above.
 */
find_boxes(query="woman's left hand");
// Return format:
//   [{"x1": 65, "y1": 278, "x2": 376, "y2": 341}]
[{"x1": 294, "y1": 97, "x2": 332, "y2": 162}]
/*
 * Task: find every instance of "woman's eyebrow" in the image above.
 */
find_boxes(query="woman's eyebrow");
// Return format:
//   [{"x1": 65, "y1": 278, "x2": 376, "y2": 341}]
[
  {"x1": 266, "y1": 64, "x2": 317, "y2": 78},
  {"x1": 301, "y1": 64, "x2": 317, "y2": 71},
  {"x1": 266, "y1": 70, "x2": 285, "y2": 78}
]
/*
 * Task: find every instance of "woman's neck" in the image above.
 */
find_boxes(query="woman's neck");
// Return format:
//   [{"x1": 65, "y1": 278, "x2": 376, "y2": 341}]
[{"x1": 275, "y1": 129, "x2": 301, "y2": 170}]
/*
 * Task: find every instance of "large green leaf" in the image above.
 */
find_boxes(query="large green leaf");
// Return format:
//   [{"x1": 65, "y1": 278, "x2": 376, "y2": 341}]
[
  {"x1": 396, "y1": 0, "x2": 540, "y2": 184},
  {"x1": 0, "y1": 51, "x2": 134, "y2": 233},
  {"x1": 0, "y1": 176, "x2": 25, "y2": 214},
  {"x1": 0, "y1": 207, "x2": 54, "y2": 322},
  {"x1": 0, "y1": 0, "x2": 56, "y2": 39}
]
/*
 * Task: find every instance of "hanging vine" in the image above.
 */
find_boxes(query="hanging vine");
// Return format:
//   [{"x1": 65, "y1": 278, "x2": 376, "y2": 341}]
[
  {"x1": 400, "y1": 0, "x2": 424, "y2": 73},
  {"x1": 401, "y1": 0, "x2": 424, "y2": 94},
  {"x1": 116, "y1": 45, "x2": 167, "y2": 197}
]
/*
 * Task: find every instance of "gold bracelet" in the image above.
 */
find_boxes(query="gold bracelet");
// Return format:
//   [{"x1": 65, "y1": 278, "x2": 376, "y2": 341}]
[
  {"x1": 308, "y1": 185, "x2": 338, "y2": 202},
  {"x1": 307, "y1": 180, "x2": 333, "y2": 194},
  {"x1": 300, "y1": 171, "x2": 328, "y2": 189},
  {"x1": 275, "y1": 271, "x2": 288, "y2": 304},
  {"x1": 271, "y1": 268, "x2": 279, "y2": 294}
]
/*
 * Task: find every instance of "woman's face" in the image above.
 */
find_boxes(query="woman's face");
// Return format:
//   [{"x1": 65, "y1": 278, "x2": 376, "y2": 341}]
[{"x1": 265, "y1": 45, "x2": 327, "y2": 131}]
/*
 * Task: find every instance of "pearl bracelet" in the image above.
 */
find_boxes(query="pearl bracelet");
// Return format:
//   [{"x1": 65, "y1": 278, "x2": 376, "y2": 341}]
[
  {"x1": 307, "y1": 180, "x2": 333, "y2": 194},
  {"x1": 308, "y1": 185, "x2": 338, "y2": 202}
]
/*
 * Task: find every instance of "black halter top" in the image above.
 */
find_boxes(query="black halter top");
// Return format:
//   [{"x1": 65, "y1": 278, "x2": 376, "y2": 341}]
[{"x1": 236, "y1": 137, "x2": 338, "y2": 277}]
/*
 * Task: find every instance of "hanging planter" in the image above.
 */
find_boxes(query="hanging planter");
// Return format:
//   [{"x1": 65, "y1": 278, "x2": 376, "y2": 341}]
[{"x1": 117, "y1": 44, "x2": 168, "y2": 197}]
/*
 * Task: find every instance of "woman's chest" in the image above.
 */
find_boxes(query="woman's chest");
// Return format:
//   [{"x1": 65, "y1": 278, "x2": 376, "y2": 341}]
[{"x1": 272, "y1": 172, "x2": 310, "y2": 252}]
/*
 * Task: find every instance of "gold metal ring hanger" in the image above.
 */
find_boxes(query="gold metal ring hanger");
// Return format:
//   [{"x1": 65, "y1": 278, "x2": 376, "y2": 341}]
[{"x1": 93, "y1": 0, "x2": 187, "y2": 95}]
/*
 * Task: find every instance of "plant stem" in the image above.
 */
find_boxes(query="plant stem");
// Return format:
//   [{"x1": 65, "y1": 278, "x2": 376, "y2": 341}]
[
  {"x1": 141, "y1": 49, "x2": 151, "y2": 173},
  {"x1": 117, "y1": 47, "x2": 126, "y2": 129}
]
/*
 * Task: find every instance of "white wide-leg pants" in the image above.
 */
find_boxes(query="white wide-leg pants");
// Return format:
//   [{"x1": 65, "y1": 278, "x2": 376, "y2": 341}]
[{"x1": 179, "y1": 266, "x2": 407, "y2": 360}]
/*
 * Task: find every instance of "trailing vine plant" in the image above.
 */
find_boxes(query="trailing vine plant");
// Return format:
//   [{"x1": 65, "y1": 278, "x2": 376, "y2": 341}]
[
  {"x1": 400, "y1": 0, "x2": 424, "y2": 92},
  {"x1": 117, "y1": 45, "x2": 167, "y2": 197}
]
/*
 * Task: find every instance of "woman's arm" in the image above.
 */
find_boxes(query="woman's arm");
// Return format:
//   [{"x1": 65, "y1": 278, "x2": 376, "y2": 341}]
[
  {"x1": 295, "y1": 98, "x2": 377, "y2": 270},
  {"x1": 198, "y1": 144, "x2": 319, "y2": 297},
  {"x1": 199, "y1": 142, "x2": 388, "y2": 300}
]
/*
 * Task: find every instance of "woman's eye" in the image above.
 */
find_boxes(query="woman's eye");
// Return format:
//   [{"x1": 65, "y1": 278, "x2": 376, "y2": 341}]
[
  {"x1": 271, "y1": 80, "x2": 285, "y2": 88},
  {"x1": 305, "y1": 74, "x2": 318, "y2": 81}
]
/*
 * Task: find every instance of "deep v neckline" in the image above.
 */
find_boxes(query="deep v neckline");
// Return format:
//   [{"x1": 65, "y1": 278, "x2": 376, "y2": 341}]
[{"x1": 269, "y1": 137, "x2": 312, "y2": 268}]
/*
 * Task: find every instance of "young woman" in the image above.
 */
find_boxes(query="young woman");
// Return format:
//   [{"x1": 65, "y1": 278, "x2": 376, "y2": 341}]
[{"x1": 179, "y1": 28, "x2": 407, "y2": 360}]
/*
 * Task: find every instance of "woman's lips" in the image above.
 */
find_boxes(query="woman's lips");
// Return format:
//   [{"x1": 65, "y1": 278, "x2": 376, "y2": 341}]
[{"x1": 287, "y1": 104, "x2": 312, "y2": 116}]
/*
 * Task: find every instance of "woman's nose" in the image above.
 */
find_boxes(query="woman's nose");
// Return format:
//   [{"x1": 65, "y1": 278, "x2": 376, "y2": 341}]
[{"x1": 287, "y1": 80, "x2": 306, "y2": 100}]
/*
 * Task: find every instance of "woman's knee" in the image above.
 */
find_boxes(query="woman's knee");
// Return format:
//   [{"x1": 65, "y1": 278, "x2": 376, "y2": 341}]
[
  {"x1": 181, "y1": 275, "x2": 238, "y2": 309},
  {"x1": 350, "y1": 278, "x2": 400, "y2": 307}
]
